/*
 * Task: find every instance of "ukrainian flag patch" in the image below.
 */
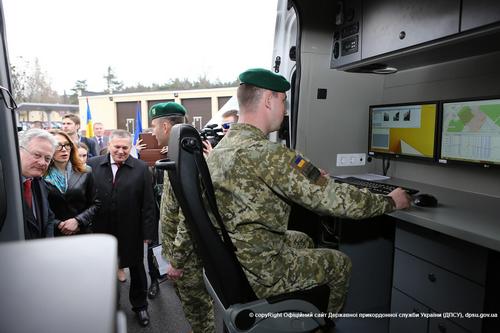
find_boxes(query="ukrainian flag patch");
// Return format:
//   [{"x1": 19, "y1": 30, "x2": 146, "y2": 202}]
[
  {"x1": 295, "y1": 156, "x2": 306, "y2": 169},
  {"x1": 290, "y1": 154, "x2": 327, "y2": 186}
]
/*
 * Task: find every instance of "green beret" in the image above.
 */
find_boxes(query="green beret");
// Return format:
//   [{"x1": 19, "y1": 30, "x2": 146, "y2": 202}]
[
  {"x1": 238, "y1": 68, "x2": 290, "y2": 92},
  {"x1": 149, "y1": 102, "x2": 187, "y2": 120}
]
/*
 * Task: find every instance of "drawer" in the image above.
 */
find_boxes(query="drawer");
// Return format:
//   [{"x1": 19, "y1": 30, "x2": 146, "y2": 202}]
[
  {"x1": 390, "y1": 288, "x2": 429, "y2": 333},
  {"x1": 429, "y1": 318, "x2": 472, "y2": 333},
  {"x1": 395, "y1": 224, "x2": 487, "y2": 284},
  {"x1": 393, "y1": 250, "x2": 484, "y2": 332}
]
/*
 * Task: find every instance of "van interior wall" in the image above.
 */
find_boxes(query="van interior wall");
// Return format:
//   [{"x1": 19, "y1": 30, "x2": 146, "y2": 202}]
[
  {"x1": 294, "y1": 0, "x2": 499, "y2": 197},
  {"x1": 376, "y1": 51, "x2": 500, "y2": 197},
  {"x1": 295, "y1": 55, "x2": 383, "y2": 175},
  {"x1": 293, "y1": 0, "x2": 384, "y2": 176}
]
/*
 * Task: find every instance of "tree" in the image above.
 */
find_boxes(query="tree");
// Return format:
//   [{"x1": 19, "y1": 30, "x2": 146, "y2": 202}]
[
  {"x1": 103, "y1": 66, "x2": 123, "y2": 93},
  {"x1": 69, "y1": 79, "x2": 88, "y2": 104},
  {"x1": 10, "y1": 62, "x2": 27, "y2": 103},
  {"x1": 10, "y1": 57, "x2": 59, "y2": 104},
  {"x1": 118, "y1": 75, "x2": 238, "y2": 93}
]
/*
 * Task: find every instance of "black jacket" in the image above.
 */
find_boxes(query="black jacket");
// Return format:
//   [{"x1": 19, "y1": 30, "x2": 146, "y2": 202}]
[
  {"x1": 80, "y1": 136, "x2": 98, "y2": 158},
  {"x1": 23, "y1": 178, "x2": 57, "y2": 240},
  {"x1": 45, "y1": 168, "x2": 100, "y2": 235},
  {"x1": 88, "y1": 154, "x2": 155, "y2": 267}
]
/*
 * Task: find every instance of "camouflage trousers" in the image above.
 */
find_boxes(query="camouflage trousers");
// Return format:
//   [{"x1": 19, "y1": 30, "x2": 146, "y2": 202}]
[
  {"x1": 175, "y1": 254, "x2": 215, "y2": 333},
  {"x1": 252, "y1": 230, "x2": 352, "y2": 314}
]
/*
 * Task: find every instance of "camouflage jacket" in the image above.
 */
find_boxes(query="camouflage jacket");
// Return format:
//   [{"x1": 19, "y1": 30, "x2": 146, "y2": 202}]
[
  {"x1": 206, "y1": 123, "x2": 394, "y2": 287},
  {"x1": 160, "y1": 172, "x2": 193, "y2": 269}
]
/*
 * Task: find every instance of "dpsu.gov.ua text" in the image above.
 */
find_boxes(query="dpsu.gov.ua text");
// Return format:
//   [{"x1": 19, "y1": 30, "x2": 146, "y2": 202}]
[{"x1": 251, "y1": 312, "x2": 498, "y2": 320}]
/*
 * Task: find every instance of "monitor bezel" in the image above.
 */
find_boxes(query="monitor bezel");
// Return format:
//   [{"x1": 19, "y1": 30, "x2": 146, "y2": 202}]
[
  {"x1": 437, "y1": 95, "x2": 500, "y2": 168},
  {"x1": 367, "y1": 101, "x2": 439, "y2": 163}
]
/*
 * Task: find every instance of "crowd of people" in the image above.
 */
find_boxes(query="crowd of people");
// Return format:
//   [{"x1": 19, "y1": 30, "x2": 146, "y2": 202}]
[{"x1": 18, "y1": 68, "x2": 411, "y2": 332}]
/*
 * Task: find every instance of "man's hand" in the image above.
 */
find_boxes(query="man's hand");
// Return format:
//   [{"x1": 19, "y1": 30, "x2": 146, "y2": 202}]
[
  {"x1": 58, "y1": 218, "x2": 80, "y2": 235},
  {"x1": 388, "y1": 188, "x2": 412, "y2": 210},
  {"x1": 160, "y1": 146, "x2": 168, "y2": 155},
  {"x1": 135, "y1": 138, "x2": 147, "y2": 153},
  {"x1": 202, "y1": 140, "x2": 213, "y2": 158},
  {"x1": 167, "y1": 265, "x2": 184, "y2": 281}
]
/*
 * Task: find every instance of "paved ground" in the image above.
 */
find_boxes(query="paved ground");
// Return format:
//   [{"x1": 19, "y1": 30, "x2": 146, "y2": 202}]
[{"x1": 118, "y1": 268, "x2": 192, "y2": 333}]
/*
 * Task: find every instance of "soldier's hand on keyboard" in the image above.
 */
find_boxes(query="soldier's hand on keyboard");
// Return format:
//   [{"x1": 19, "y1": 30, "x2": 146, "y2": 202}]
[{"x1": 388, "y1": 187, "x2": 412, "y2": 210}]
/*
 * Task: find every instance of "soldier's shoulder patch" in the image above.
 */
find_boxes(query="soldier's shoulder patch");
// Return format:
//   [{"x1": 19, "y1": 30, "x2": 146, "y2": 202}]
[{"x1": 290, "y1": 154, "x2": 327, "y2": 186}]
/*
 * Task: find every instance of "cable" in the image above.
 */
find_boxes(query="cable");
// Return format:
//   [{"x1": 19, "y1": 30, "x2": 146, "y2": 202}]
[{"x1": 382, "y1": 157, "x2": 391, "y2": 176}]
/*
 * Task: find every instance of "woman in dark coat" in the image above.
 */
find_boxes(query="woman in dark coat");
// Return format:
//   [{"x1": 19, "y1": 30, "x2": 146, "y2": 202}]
[{"x1": 44, "y1": 130, "x2": 100, "y2": 235}]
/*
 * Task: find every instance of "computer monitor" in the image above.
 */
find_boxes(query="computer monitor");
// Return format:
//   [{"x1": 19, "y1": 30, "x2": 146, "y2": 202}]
[
  {"x1": 439, "y1": 96, "x2": 500, "y2": 167},
  {"x1": 368, "y1": 102, "x2": 438, "y2": 161}
]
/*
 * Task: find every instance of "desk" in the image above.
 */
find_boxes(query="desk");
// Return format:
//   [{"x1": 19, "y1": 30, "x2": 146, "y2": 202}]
[
  {"x1": 385, "y1": 179, "x2": 499, "y2": 333},
  {"x1": 333, "y1": 178, "x2": 500, "y2": 333},
  {"x1": 385, "y1": 178, "x2": 500, "y2": 252}
]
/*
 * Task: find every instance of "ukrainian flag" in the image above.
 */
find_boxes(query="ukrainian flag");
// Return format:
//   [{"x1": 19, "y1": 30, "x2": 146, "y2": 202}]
[
  {"x1": 133, "y1": 101, "x2": 142, "y2": 145},
  {"x1": 85, "y1": 98, "x2": 94, "y2": 138}
]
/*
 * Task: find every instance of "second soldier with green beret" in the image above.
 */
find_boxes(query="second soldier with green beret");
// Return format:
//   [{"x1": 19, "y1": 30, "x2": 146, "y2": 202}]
[{"x1": 150, "y1": 102, "x2": 216, "y2": 333}]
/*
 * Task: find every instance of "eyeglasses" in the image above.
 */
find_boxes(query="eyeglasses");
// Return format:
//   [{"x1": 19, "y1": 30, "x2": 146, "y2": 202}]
[
  {"x1": 20, "y1": 146, "x2": 52, "y2": 164},
  {"x1": 222, "y1": 122, "x2": 232, "y2": 130},
  {"x1": 56, "y1": 143, "x2": 72, "y2": 151}
]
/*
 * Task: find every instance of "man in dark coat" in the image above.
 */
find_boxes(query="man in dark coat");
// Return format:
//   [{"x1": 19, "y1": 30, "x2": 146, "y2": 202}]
[
  {"x1": 18, "y1": 128, "x2": 59, "y2": 239},
  {"x1": 88, "y1": 129, "x2": 155, "y2": 327}
]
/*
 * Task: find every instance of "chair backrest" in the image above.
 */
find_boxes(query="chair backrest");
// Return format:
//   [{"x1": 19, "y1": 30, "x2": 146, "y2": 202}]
[{"x1": 165, "y1": 124, "x2": 257, "y2": 308}]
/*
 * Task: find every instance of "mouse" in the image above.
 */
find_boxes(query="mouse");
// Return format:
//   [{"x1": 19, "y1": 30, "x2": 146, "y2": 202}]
[{"x1": 413, "y1": 193, "x2": 438, "y2": 207}]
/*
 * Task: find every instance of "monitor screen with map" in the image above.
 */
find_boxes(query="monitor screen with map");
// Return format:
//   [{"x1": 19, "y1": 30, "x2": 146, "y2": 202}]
[
  {"x1": 439, "y1": 97, "x2": 500, "y2": 167},
  {"x1": 368, "y1": 102, "x2": 438, "y2": 161}
]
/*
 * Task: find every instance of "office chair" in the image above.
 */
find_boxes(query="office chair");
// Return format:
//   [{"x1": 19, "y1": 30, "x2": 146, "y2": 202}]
[{"x1": 157, "y1": 124, "x2": 331, "y2": 332}]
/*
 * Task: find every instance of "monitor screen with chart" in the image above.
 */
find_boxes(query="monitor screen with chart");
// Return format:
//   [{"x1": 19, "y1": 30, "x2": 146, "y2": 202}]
[
  {"x1": 439, "y1": 97, "x2": 500, "y2": 167},
  {"x1": 368, "y1": 102, "x2": 438, "y2": 161}
]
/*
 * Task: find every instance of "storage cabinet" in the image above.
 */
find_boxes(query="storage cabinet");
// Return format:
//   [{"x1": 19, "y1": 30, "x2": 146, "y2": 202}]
[
  {"x1": 330, "y1": 0, "x2": 500, "y2": 71},
  {"x1": 390, "y1": 224, "x2": 487, "y2": 333},
  {"x1": 361, "y1": 0, "x2": 460, "y2": 59},
  {"x1": 389, "y1": 288, "x2": 429, "y2": 333},
  {"x1": 462, "y1": 0, "x2": 500, "y2": 31}
]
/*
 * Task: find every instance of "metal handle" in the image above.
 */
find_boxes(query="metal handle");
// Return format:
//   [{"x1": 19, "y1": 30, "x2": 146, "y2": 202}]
[{"x1": 155, "y1": 159, "x2": 175, "y2": 170}]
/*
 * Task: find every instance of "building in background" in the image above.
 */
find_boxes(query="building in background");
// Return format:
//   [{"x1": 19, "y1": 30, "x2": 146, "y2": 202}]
[
  {"x1": 16, "y1": 103, "x2": 79, "y2": 130},
  {"x1": 78, "y1": 87, "x2": 237, "y2": 135}
]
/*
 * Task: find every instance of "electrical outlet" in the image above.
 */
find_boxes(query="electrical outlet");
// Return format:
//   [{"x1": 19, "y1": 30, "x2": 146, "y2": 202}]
[{"x1": 336, "y1": 153, "x2": 366, "y2": 167}]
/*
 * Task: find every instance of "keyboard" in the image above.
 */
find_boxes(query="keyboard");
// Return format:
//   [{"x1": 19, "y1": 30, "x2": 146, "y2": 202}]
[{"x1": 334, "y1": 177, "x2": 419, "y2": 195}]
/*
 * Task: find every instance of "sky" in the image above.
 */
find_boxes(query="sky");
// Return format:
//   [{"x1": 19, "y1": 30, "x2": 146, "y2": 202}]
[{"x1": 2, "y1": 0, "x2": 279, "y2": 94}]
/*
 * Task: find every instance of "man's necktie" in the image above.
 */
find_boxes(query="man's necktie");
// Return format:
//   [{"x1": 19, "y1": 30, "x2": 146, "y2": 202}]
[
  {"x1": 98, "y1": 137, "x2": 103, "y2": 148},
  {"x1": 23, "y1": 179, "x2": 33, "y2": 209},
  {"x1": 113, "y1": 162, "x2": 122, "y2": 185}
]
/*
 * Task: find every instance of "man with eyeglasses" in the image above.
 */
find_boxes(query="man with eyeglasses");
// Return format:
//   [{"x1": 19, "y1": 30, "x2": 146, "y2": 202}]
[{"x1": 18, "y1": 128, "x2": 59, "y2": 240}]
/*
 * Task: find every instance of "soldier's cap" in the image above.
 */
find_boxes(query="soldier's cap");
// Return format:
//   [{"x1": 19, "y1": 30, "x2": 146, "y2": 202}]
[
  {"x1": 149, "y1": 102, "x2": 187, "y2": 120},
  {"x1": 238, "y1": 68, "x2": 290, "y2": 92}
]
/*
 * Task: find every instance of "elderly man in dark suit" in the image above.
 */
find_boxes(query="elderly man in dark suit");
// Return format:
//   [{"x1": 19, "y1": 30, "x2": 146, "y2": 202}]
[
  {"x1": 87, "y1": 129, "x2": 155, "y2": 327},
  {"x1": 18, "y1": 129, "x2": 59, "y2": 239}
]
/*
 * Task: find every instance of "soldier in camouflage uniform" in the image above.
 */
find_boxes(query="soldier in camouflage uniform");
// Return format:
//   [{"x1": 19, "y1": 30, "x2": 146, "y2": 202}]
[
  {"x1": 150, "y1": 102, "x2": 215, "y2": 333},
  {"x1": 206, "y1": 68, "x2": 411, "y2": 313}
]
